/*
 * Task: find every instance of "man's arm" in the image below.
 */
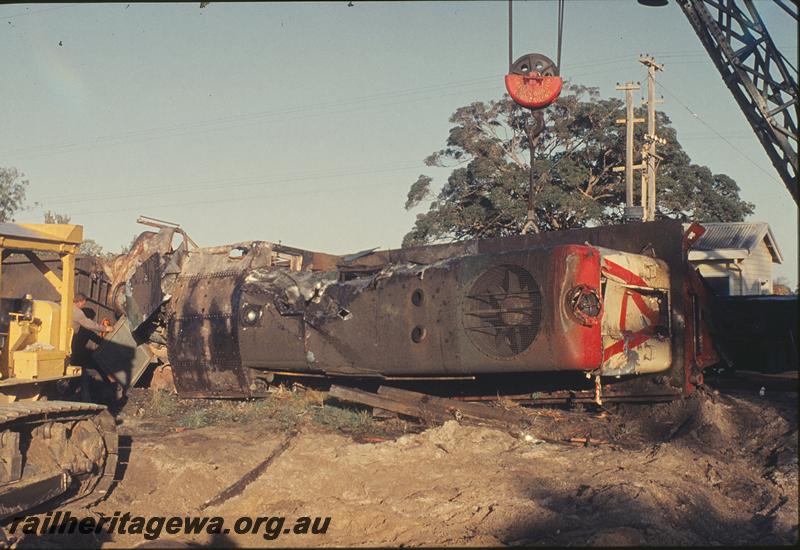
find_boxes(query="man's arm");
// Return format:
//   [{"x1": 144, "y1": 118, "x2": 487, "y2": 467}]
[{"x1": 73, "y1": 306, "x2": 110, "y2": 333}]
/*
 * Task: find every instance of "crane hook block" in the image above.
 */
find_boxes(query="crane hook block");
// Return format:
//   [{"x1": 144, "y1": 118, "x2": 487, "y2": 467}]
[
  {"x1": 505, "y1": 73, "x2": 563, "y2": 109},
  {"x1": 505, "y1": 53, "x2": 563, "y2": 109}
]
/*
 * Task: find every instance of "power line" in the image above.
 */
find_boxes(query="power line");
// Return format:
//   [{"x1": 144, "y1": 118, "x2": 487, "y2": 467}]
[
  {"x1": 2, "y1": 4, "x2": 80, "y2": 20},
  {"x1": 2, "y1": 75, "x2": 504, "y2": 155},
  {"x1": 44, "y1": 161, "x2": 414, "y2": 202},
  {"x1": 62, "y1": 175, "x2": 410, "y2": 218},
  {"x1": 3, "y1": 82, "x2": 503, "y2": 161},
  {"x1": 656, "y1": 80, "x2": 783, "y2": 185},
  {"x1": 3, "y1": 51, "x2": 715, "y2": 160},
  {"x1": 41, "y1": 162, "x2": 424, "y2": 206}
]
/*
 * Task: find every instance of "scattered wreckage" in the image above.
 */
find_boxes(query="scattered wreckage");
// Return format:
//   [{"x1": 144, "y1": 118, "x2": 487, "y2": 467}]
[{"x1": 96, "y1": 217, "x2": 720, "y2": 405}]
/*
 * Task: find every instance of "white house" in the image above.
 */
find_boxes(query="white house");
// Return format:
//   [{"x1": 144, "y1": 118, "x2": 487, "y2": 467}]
[{"x1": 687, "y1": 222, "x2": 783, "y2": 296}]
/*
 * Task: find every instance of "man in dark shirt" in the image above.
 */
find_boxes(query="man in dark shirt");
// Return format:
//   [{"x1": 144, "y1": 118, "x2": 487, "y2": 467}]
[
  {"x1": 72, "y1": 293, "x2": 113, "y2": 336},
  {"x1": 71, "y1": 293, "x2": 113, "y2": 400}
]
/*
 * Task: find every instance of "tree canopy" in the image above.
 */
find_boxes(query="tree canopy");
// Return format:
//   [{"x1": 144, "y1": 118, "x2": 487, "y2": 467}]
[
  {"x1": 0, "y1": 167, "x2": 30, "y2": 223},
  {"x1": 43, "y1": 210, "x2": 110, "y2": 258},
  {"x1": 402, "y1": 84, "x2": 754, "y2": 247}
]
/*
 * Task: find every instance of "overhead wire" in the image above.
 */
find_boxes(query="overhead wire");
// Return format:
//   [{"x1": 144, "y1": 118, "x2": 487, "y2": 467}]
[
  {"x1": 4, "y1": 84, "x2": 502, "y2": 161},
  {"x1": 0, "y1": 57, "x2": 684, "y2": 163},
  {"x1": 31, "y1": 81, "x2": 778, "y2": 221},
  {"x1": 3, "y1": 79, "x2": 506, "y2": 160},
  {"x1": 41, "y1": 162, "x2": 424, "y2": 206},
  {"x1": 2, "y1": 49, "x2": 714, "y2": 161},
  {"x1": 656, "y1": 80, "x2": 784, "y2": 185},
  {"x1": 2, "y1": 4, "x2": 80, "y2": 20},
  {"x1": 61, "y1": 174, "x2": 413, "y2": 218}
]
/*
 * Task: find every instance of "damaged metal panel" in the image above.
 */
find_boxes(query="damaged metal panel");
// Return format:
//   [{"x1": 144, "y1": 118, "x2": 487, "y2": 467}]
[
  {"x1": 102, "y1": 220, "x2": 196, "y2": 329},
  {"x1": 164, "y1": 241, "x2": 277, "y2": 397},
  {"x1": 93, "y1": 318, "x2": 154, "y2": 389},
  {"x1": 167, "y1": 272, "x2": 247, "y2": 397},
  {"x1": 124, "y1": 253, "x2": 163, "y2": 331},
  {"x1": 238, "y1": 269, "x2": 336, "y2": 372},
  {"x1": 228, "y1": 244, "x2": 608, "y2": 378},
  {"x1": 104, "y1": 229, "x2": 174, "y2": 314}
]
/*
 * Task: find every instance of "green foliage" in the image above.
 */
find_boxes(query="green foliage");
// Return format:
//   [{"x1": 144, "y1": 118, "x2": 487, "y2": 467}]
[
  {"x1": 119, "y1": 233, "x2": 140, "y2": 255},
  {"x1": 772, "y1": 277, "x2": 796, "y2": 296},
  {"x1": 79, "y1": 238, "x2": 109, "y2": 257},
  {"x1": 312, "y1": 404, "x2": 375, "y2": 434},
  {"x1": 144, "y1": 389, "x2": 182, "y2": 417},
  {"x1": 403, "y1": 84, "x2": 754, "y2": 247},
  {"x1": 405, "y1": 175, "x2": 433, "y2": 210},
  {"x1": 43, "y1": 210, "x2": 71, "y2": 224},
  {"x1": 0, "y1": 167, "x2": 30, "y2": 222}
]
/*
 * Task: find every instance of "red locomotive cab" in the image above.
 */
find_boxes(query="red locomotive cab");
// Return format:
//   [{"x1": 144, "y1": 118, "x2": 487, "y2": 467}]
[
  {"x1": 549, "y1": 244, "x2": 604, "y2": 371},
  {"x1": 548, "y1": 245, "x2": 673, "y2": 377}
]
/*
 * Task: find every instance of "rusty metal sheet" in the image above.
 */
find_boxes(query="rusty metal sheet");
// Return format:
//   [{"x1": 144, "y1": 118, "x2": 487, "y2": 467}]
[
  {"x1": 163, "y1": 243, "x2": 275, "y2": 397},
  {"x1": 124, "y1": 253, "x2": 162, "y2": 331},
  {"x1": 104, "y1": 230, "x2": 173, "y2": 313},
  {"x1": 1, "y1": 254, "x2": 116, "y2": 322},
  {"x1": 167, "y1": 277, "x2": 248, "y2": 397},
  {"x1": 93, "y1": 317, "x2": 154, "y2": 389},
  {"x1": 231, "y1": 245, "x2": 609, "y2": 378}
]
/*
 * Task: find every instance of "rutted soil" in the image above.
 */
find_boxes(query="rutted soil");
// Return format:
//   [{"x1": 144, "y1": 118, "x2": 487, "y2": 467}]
[{"x1": 14, "y1": 388, "x2": 799, "y2": 548}]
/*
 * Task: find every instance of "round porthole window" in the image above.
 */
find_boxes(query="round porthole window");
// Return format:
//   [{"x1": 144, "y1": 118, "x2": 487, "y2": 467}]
[{"x1": 242, "y1": 305, "x2": 261, "y2": 326}]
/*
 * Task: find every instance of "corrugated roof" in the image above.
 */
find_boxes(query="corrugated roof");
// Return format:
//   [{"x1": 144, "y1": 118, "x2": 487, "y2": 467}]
[
  {"x1": 0, "y1": 222, "x2": 52, "y2": 241},
  {"x1": 685, "y1": 222, "x2": 783, "y2": 264}
]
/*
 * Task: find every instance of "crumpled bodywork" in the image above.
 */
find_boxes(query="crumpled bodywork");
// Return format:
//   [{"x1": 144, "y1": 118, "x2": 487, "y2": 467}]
[
  {"x1": 598, "y1": 248, "x2": 672, "y2": 377},
  {"x1": 102, "y1": 226, "x2": 191, "y2": 330}
]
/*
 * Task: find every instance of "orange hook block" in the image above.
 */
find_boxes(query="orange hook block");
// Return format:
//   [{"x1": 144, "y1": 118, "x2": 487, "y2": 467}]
[{"x1": 505, "y1": 72, "x2": 563, "y2": 109}]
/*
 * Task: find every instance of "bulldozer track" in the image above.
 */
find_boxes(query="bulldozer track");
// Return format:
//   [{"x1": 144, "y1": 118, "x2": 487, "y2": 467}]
[{"x1": 0, "y1": 400, "x2": 118, "y2": 519}]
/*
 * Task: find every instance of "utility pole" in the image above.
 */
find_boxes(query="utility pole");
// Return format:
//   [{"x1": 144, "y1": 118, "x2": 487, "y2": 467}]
[
  {"x1": 639, "y1": 54, "x2": 665, "y2": 221},
  {"x1": 613, "y1": 81, "x2": 645, "y2": 222}
]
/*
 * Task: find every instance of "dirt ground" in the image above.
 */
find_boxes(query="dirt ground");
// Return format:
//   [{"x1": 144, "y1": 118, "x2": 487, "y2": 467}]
[{"x1": 14, "y1": 384, "x2": 799, "y2": 548}]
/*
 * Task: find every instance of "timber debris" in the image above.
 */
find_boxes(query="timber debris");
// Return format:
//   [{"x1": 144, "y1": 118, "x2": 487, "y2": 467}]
[{"x1": 329, "y1": 385, "x2": 531, "y2": 430}]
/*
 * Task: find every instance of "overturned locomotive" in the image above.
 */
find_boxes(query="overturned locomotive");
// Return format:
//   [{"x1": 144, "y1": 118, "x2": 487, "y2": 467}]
[{"x1": 103, "y1": 219, "x2": 718, "y2": 402}]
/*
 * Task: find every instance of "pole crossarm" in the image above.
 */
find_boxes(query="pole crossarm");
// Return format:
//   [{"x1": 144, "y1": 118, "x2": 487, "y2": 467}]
[{"x1": 615, "y1": 82, "x2": 645, "y2": 221}]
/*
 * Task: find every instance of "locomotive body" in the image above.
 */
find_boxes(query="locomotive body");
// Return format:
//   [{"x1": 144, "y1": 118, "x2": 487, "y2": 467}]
[{"x1": 127, "y1": 220, "x2": 715, "y2": 399}]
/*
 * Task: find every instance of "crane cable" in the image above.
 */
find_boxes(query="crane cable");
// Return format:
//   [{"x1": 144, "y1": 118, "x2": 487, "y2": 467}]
[
  {"x1": 508, "y1": 0, "x2": 513, "y2": 72},
  {"x1": 507, "y1": 0, "x2": 567, "y2": 235},
  {"x1": 556, "y1": 0, "x2": 565, "y2": 74},
  {"x1": 508, "y1": 0, "x2": 566, "y2": 73}
]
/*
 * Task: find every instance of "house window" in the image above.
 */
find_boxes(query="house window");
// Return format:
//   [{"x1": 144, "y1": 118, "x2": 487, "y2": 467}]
[{"x1": 704, "y1": 275, "x2": 730, "y2": 296}]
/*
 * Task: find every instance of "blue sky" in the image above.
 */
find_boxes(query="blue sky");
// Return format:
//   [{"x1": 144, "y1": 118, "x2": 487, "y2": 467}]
[{"x1": 1, "y1": 1, "x2": 797, "y2": 284}]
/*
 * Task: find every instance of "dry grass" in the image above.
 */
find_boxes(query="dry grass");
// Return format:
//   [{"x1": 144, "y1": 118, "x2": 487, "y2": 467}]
[
  {"x1": 138, "y1": 385, "x2": 399, "y2": 437},
  {"x1": 497, "y1": 396, "x2": 520, "y2": 410}
]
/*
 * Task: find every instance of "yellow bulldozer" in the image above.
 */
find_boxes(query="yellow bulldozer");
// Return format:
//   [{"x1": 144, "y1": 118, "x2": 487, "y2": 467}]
[{"x1": 0, "y1": 222, "x2": 117, "y2": 521}]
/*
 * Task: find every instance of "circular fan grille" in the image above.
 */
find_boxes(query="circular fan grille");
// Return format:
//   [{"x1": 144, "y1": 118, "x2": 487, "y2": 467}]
[{"x1": 463, "y1": 265, "x2": 543, "y2": 358}]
